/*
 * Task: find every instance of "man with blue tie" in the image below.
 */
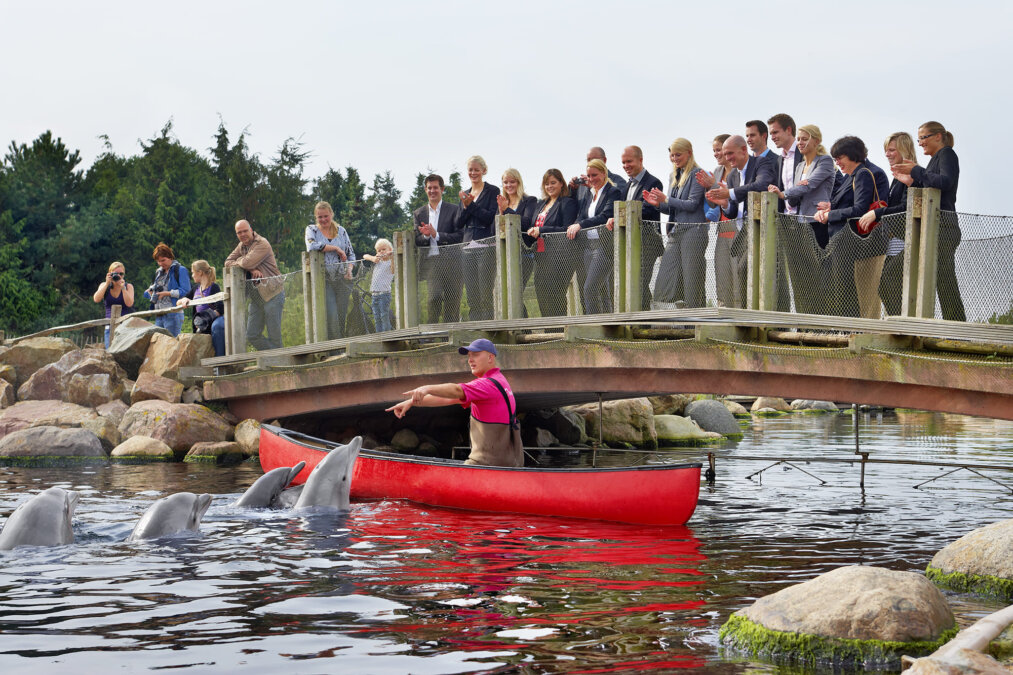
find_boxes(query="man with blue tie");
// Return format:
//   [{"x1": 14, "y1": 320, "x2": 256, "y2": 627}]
[{"x1": 413, "y1": 174, "x2": 463, "y2": 323}]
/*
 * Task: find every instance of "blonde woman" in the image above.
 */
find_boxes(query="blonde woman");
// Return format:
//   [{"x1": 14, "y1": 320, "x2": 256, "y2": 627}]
[
  {"x1": 496, "y1": 168, "x2": 538, "y2": 308},
  {"x1": 645, "y1": 138, "x2": 708, "y2": 307},
  {"x1": 570, "y1": 158, "x2": 622, "y2": 314},
  {"x1": 176, "y1": 260, "x2": 225, "y2": 356},
  {"x1": 93, "y1": 261, "x2": 135, "y2": 347},
  {"x1": 305, "y1": 201, "x2": 356, "y2": 339},
  {"x1": 459, "y1": 155, "x2": 500, "y2": 321}
]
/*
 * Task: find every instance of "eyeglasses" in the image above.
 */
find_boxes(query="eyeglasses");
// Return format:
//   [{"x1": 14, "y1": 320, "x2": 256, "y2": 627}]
[{"x1": 917, "y1": 133, "x2": 938, "y2": 142}]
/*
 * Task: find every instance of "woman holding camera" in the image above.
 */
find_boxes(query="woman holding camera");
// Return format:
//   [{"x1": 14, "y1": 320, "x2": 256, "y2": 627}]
[
  {"x1": 143, "y1": 242, "x2": 191, "y2": 336},
  {"x1": 177, "y1": 260, "x2": 225, "y2": 356},
  {"x1": 93, "y1": 261, "x2": 135, "y2": 347}
]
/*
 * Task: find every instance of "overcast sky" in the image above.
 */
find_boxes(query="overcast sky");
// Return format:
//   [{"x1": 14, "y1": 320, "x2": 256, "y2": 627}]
[{"x1": 3, "y1": 0, "x2": 1010, "y2": 215}]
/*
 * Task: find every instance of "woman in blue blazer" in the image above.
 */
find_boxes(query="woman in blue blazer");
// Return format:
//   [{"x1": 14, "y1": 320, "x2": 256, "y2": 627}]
[
  {"x1": 458, "y1": 155, "x2": 501, "y2": 321},
  {"x1": 645, "y1": 138, "x2": 708, "y2": 307},
  {"x1": 568, "y1": 159, "x2": 621, "y2": 315},
  {"x1": 497, "y1": 168, "x2": 539, "y2": 313},
  {"x1": 526, "y1": 169, "x2": 579, "y2": 317}
]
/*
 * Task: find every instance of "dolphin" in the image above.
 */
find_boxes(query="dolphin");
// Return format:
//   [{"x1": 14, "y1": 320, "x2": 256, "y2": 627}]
[
  {"x1": 235, "y1": 461, "x2": 306, "y2": 508},
  {"x1": 293, "y1": 437, "x2": 361, "y2": 510},
  {"x1": 0, "y1": 487, "x2": 79, "y2": 550},
  {"x1": 127, "y1": 492, "x2": 213, "y2": 541}
]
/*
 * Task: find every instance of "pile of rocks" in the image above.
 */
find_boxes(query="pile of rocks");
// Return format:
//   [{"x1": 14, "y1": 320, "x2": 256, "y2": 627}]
[{"x1": 0, "y1": 319, "x2": 260, "y2": 465}]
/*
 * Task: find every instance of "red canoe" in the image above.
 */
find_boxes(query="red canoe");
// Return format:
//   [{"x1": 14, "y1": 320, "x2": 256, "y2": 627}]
[{"x1": 259, "y1": 424, "x2": 701, "y2": 526}]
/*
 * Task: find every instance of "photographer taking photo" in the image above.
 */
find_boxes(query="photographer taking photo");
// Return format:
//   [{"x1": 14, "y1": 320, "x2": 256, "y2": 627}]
[
  {"x1": 93, "y1": 261, "x2": 135, "y2": 347},
  {"x1": 143, "y1": 242, "x2": 191, "y2": 337}
]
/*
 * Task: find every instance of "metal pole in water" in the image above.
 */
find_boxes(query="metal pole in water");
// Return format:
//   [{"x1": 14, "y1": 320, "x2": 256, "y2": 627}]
[
  {"x1": 853, "y1": 403, "x2": 867, "y2": 488},
  {"x1": 594, "y1": 392, "x2": 604, "y2": 467}
]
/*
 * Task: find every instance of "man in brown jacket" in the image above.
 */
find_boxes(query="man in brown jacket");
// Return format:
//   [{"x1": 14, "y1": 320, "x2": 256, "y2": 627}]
[{"x1": 224, "y1": 220, "x2": 285, "y2": 351}]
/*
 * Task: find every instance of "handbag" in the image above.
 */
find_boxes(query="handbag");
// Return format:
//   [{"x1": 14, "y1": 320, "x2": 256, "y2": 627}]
[{"x1": 854, "y1": 167, "x2": 888, "y2": 235}]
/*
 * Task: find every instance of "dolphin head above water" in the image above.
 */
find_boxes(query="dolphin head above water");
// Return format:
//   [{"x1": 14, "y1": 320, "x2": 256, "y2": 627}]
[
  {"x1": 0, "y1": 487, "x2": 79, "y2": 551},
  {"x1": 234, "y1": 461, "x2": 306, "y2": 508},
  {"x1": 126, "y1": 492, "x2": 213, "y2": 542},
  {"x1": 293, "y1": 436, "x2": 361, "y2": 510}
]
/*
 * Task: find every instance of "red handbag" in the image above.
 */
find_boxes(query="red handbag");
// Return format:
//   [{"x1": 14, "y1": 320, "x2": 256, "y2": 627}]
[{"x1": 855, "y1": 167, "x2": 887, "y2": 234}]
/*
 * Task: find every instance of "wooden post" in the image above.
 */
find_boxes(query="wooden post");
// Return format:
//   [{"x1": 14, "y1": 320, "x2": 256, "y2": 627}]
[
  {"x1": 625, "y1": 200, "x2": 643, "y2": 312},
  {"x1": 393, "y1": 229, "x2": 419, "y2": 329},
  {"x1": 107, "y1": 304, "x2": 122, "y2": 348},
  {"x1": 302, "y1": 250, "x2": 327, "y2": 343},
  {"x1": 908, "y1": 187, "x2": 940, "y2": 319},
  {"x1": 746, "y1": 191, "x2": 779, "y2": 311},
  {"x1": 225, "y1": 265, "x2": 248, "y2": 355},
  {"x1": 612, "y1": 201, "x2": 629, "y2": 313},
  {"x1": 494, "y1": 214, "x2": 523, "y2": 320}
]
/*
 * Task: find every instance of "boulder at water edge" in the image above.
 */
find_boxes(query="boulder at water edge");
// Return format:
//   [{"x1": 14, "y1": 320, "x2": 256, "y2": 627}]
[
  {"x1": 751, "y1": 396, "x2": 791, "y2": 413},
  {"x1": 654, "y1": 415, "x2": 721, "y2": 445},
  {"x1": 790, "y1": 399, "x2": 839, "y2": 413},
  {"x1": 927, "y1": 519, "x2": 1013, "y2": 600},
  {"x1": 391, "y1": 428, "x2": 419, "y2": 451},
  {"x1": 130, "y1": 372, "x2": 184, "y2": 404},
  {"x1": 720, "y1": 565, "x2": 957, "y2": 669},
  {"x1": 107, "y1": 317, "x2": 170, "y2": 379},
  {"x1": 904, "y1": 648, "x2": 1010, "y2": 675},
  {"x1": 685, "y1": 399, "x2": 743, "y2": 437},
  {"x1": 234, "y1": 419, "x2": 261, "y2": 457},
  {"x1": 17, "y1": 349, "x2": 127, "y2": 407},
  {"x1": 0, "y1": 337, "x2": 77, "y2": 387},
  {"x1": 524, "y1": 408, "x2": 586, "y2": 445},
  {"x1": 184, "y1": 441, "x2": 244, "y2": 465},
  {"x1": 648, "y1": 394, "x2": 693, "y2": 416},
  {"x1": 110, "y1": 435, "x2": 174, "y2": 461},
  {"x1": 0, "y1": 425, "x2": 106, "y2": 460},
  {"x1": 568, "y1": 397, "x2": 656, "y2": 448},
  {"x1": 0, "y1": 400, "x2": 120, "y2": 452},
  {"x1": 118, "y1": 400, "x2": 233, "y2": 457},
  {"x1": 720, "y1": 399, "x2": 750, "y2": 416},
  {"x1": 138, "y1": 332, "x2": 214, "y2": 381}
]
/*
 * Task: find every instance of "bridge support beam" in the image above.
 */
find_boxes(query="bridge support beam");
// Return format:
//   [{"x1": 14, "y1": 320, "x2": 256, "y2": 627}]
[
  {"x1": 393, "y1": 230, "x2": 419, "y2": 329},
  {"x1": 565, "y1": 325, "x2": 631, "y2": 341},
  {"x1": 902, "y1": 187, "x2": 942, "y2": 318},
  {"x1": 494, "y1": 214, "x2": 524, "y2": 320},
  {"x1": 224, "y1": 265, "x2": 248, "y2": 356},
  {"x1": 302, "y1": 250, "x2": 328, "y2": 344}
]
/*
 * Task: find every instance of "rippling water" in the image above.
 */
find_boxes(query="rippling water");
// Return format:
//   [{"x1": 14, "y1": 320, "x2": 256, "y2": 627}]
[{"x1": 1, "y1": 411, "x2": 1012, "y2": 673}]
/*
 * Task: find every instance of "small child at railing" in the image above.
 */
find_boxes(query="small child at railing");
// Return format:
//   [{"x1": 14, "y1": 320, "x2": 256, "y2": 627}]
[{"x1": 362, "y1": 238, "x2": 394, "y2": 332}]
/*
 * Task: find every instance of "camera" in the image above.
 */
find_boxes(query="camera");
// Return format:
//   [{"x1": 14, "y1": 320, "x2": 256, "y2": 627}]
[{"x1": 111, "y1": 273, "x2": 122, "y2": 282}]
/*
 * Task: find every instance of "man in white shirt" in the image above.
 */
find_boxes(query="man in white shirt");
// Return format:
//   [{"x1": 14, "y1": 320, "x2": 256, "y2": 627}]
[
  {"x1": 412, "y1": 174, "x2": 463, "y2": 323},
  {"x1": 768, "y1": 113, "x2": 801, "y2": 215}
]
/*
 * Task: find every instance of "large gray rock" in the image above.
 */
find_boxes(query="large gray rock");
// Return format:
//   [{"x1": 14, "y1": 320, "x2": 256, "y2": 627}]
[
  {"x1": 17, "y1": 349, "x2": 126, "y2": 407},
  {"x1": 0, "y1": 400, "x2": 120, "y2": 452},
  {"x1": 391, "y1": 428, "x2": 419, "y2": 451},
  {"x1": 648, "y1": 394, "x2": 693, "y2": 416},
  {"x1": 234, "y1": 419, "x2": 261, "y2": 457},
  {"x1": 791, "y1": 399, "x2": 839, "y2": 412},
  {"x1": 130, "y1": 372, "x2": 184, "y2": 404},
  {"x1": 751, "y1": 396, "x2": 791, "y2": 412},
  {"x1": 139, "y1": 332, "x2": 214, "y2": 381},
  {"x1": 118, "y1": 400, "x2": 233, "y2": 455},
  {"x1": 0, "y1": 337, "x2": 77, "y2": 387},
  {"x1": 927, "y1": 519, "x2": 1013, "y2": 599},
  {"x1": 568, "y1": 397, "x2": 656, "y2": 447},
  {"x1": 107, "y1": 317, "x2": 170, "y2": 379},
  {"x1": 654, "y1": 415, "x2": 721, "y2": 444},
  {"x1": 0, "y1": 425, "x2": 106, "y2": 458},
  {"x1": 722, "y1": 566, "x2": 956, "y2": 668},
  {"x1": 110, "y1": 435, "x2": 174, "y2": 460},
  {"x1": 524, "y1": 408, "x2": 585, "y2": 445},
  {"x1": 685, "y1": 399, "x2": 743, "y2": 437}
]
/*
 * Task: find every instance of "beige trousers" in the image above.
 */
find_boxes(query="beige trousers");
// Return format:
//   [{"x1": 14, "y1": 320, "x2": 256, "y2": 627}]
[{"x1": 854, "y1": 255, "x2": 886, "y2": 319}]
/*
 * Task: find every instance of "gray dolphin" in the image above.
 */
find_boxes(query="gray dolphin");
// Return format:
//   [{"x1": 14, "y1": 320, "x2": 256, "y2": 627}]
[
  {"x1": 235, "y1": 461, "x2": 306, "y2": 508},
  {"x1": 0, "y1": 487, "x2": 79, "y2": 550},
  {"x1": 293, "y1": 437, "x2": 361, "y2": 510},
  {"x1": 127, "y1": 492, "x2": 213, "y2": 541}
]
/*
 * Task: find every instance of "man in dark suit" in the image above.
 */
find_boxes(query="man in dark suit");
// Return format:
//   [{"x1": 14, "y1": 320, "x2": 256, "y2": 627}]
[
  {"x1": 745, "y1": 119, "x2": 776, "y2": 161},
  {"x1": 571, "y1": 146, "x2": 627, "y2": 200},
  {"x1": 699, "y1": 135, "x2": 779, "y2": 309},
  {"x1": 412, "y1": 174, "x2": 463, "y2": 323},
  {"x1": 612, "y1": 145, "x2": 664, "y2": 310},
  {"x1": 768, "y1": 114, "x2": 803, "y2": 214}
]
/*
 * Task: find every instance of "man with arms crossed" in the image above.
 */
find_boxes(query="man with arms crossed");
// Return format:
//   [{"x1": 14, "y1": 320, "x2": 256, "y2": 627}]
[
  {"x1": 224, "y1": 220, "x2": 285, "y2": 351},
  {"x1": 387, "y1": 338, "x2": 522, "y2": 467}
]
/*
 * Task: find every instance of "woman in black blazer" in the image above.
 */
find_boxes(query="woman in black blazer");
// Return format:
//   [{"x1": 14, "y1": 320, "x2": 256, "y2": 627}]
[
  {"x1": 645, "y1": 138, "x2": 708, "y2": 307},
  {"x1": 497, "y1": 168, "x2": 539, "y2": 313},
  {"x1": 526, "y1": 169, "x2": 579, "y2": 317},
  {"x1": 858, "y1": 132, "x2": 921, "y2": 316},
  {"x1": 892, "y1": 121, "x2": 964, "y2": 321},
  {"x1": 568, "y1": 159, "x2": 621, "y2": 315},
  {"x1": 458, "y1": 155, "x2": 500, "y2": 321}
]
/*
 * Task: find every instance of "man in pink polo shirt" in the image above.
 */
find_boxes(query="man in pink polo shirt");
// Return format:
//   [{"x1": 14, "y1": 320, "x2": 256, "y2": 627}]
[{"x1": 387, "y1": 338, "x2": 523, "y2": 467}]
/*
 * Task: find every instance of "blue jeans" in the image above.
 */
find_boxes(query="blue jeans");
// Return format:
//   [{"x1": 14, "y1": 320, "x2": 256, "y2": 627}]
[
  {"x1": 210, "y1": 316, "x2": 226, "y2": 356},
  {"x1": 155, "y1": 311, "x2": 184, "y2": 337},
  {"x1": 371, "y1": 292, "x2": 392, "y2": 332},
  {"x1": 247, "y1": 290, "x2": 285, "y2": 351}
]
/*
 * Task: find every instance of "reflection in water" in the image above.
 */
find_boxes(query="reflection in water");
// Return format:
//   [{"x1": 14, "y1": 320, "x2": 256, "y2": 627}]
[{"x1": 0, "y1": 412, "x2": 1011, "y2": 673}]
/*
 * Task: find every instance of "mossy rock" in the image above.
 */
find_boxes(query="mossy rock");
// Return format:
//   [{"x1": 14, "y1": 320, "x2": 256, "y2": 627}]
[
  {"x1": 793, "y1": 408, "x2": 839, "y2": 415},
  {"x1": 926, "y1": 564, "x2": 1013, "y2": 601},
  {"x1": 0, "y1": 456, "x2": 109, "y2": 467},
  {"x1": 719, "y1": 613, "x2": 957, "y2": 669},
  {"x1": 753, "y1": 409, "x2": 789, "y2": 417}
]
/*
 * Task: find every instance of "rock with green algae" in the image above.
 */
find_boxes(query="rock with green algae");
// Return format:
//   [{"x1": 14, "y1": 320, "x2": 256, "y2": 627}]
[
  {"x1": 720, "y1": 565, "x2": 957, "y2": 669},
  {"x1": 184, "y1": 441, "x2": 244, "y2": 465},
  {"x1": 110, "y1": 435, "x2": 174, "y2": 462},
  {"x1": 927, "y1": 519, "x2": 1013, "y2": 601}
]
